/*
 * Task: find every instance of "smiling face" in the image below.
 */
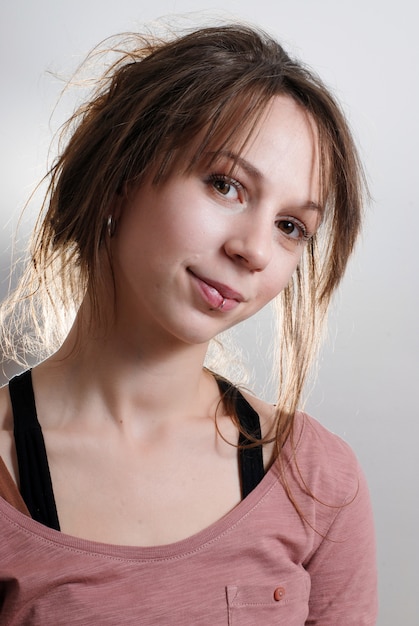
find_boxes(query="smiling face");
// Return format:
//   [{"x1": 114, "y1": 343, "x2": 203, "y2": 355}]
[{"x1": 109, "y1": 95, "x2": 321, "y2": 347}]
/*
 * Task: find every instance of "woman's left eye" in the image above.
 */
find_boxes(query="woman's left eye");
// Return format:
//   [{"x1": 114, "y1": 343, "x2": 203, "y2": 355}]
[{"x1": 276, "y1": 218, "x2": 309, "y2": 242}]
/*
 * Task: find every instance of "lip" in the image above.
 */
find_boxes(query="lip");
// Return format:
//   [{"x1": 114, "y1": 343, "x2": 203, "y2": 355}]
[{"x1": 188, "y1": 270, "x2": 245, "y2": 312}]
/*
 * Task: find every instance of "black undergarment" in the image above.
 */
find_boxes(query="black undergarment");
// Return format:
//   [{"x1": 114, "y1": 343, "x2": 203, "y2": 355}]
[{"x1": 9, "y1": 370, "x2": 265, "y2": 531}]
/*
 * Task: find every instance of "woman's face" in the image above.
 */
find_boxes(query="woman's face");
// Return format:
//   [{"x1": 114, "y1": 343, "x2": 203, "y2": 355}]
[{"x1": 110, "y1": 95, "x2": 322, "y2": 347}]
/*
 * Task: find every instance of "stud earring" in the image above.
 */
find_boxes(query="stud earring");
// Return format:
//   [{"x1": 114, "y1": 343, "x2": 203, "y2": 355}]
[{"x1": 107, "y1": 215, "x2": 117, "y2": 238}]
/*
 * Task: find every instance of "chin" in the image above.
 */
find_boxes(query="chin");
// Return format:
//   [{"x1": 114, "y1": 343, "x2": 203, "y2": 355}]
[{"x1": 166, "y1": 316, "x2": 229, "y2": 347}]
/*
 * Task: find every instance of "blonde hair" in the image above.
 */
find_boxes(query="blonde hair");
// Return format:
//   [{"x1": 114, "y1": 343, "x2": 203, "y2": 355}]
[{"x1": 1, "y1": 24, "x2": 366, "y2": 458}]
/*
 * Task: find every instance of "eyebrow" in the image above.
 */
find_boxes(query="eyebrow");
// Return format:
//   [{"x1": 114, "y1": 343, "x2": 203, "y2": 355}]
[
  {"x1": 209, "y1": 149, "x2": 264, "y2": 181},
  {"x1": 304, "y1": 200, "x2": 324, "y2": 215},
  {"x1": 208, "y1": 149, "x2": 324, "y2": 216}
]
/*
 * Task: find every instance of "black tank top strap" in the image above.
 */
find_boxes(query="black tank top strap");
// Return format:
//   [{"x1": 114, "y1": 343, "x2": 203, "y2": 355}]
[
  {"x1": 216, "y1": 378, "x2": 265, "y2": 499},
  {"x1": 8, "y1": 372, "x2": 264, "y2": 530},
  {"x1": 9, "y1": 370, "x2": 60, "y2": 530}
]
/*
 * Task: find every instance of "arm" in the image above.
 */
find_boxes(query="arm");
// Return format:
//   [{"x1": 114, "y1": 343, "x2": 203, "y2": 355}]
[{"x1": 305, "y1": 463, "x2": 378, "y2": 625}]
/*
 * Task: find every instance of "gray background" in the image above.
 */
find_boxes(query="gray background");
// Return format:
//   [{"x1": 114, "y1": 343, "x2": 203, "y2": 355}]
[{"x1": 1, "y1": 1, "x2": 418, "y2": 623}]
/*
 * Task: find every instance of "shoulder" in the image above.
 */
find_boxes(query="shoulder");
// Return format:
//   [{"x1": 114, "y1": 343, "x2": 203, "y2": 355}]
[
  {"x1": 244, "y1": 390, "x2": 364, "y2": 508},
  {"x1": 294, "y1": 411, "x2": 359, "y2": 465},
  {"x1": 294, "y1": 411, "x2": 360, "y2": 470},
  {"x1": 238, "y1": 390, "x2": 277, "y2": 465},
  {"x1": 238, "y1": 390, "x2": 276, "y2": 430},
  {"x1": 291, "y1": 411, "x2": 362, "y2": 500},
  {"x1": 241, "y1": 391, "x2": 361, "y2": 493}
]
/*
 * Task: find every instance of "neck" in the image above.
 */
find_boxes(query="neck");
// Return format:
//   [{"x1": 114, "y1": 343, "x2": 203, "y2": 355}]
[{"x1": 36, "y1": 309, "x2": 220, "y2": 430}]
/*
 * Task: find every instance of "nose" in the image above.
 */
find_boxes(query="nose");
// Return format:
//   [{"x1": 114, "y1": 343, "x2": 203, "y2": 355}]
[{"x1": 224, "y1": 215, "x2": 273, "y2": 272}]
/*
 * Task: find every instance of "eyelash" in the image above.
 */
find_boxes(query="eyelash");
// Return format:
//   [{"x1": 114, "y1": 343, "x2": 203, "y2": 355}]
[
  {"x1": 207, "y1": 172, "x2": 312, "y2": 243},
  {"x1": 207, "y1": 173, "x2": 245, "y2": 201},
  {"x1": 276, "y1": 217, "x2": 312, "y2": 243}
]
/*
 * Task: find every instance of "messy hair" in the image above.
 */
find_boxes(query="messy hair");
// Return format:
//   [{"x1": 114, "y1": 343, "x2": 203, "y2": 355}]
[{"x1": 0, "y1": 24, "x2": 365, "y2": 460}]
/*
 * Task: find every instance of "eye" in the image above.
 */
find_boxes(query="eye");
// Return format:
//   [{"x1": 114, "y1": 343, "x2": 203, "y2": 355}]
[
  {"x1": 276, "y1": 218, "x2": 310, "y2": 242},
  {"x1": 208, "y1": 174, "x2": 244, "y2": 202}
]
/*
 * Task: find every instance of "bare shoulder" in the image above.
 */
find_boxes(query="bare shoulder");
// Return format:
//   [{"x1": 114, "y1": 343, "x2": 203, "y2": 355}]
[
  {"x1": 239, "y1": 388, "x2": 277, "y2": 467},
  {"x1": 0, "y1": 383, "x2": 17, "y2": 481},
  {"x1": 240, "y1": 389, "x2": 276, "y2": 428}
]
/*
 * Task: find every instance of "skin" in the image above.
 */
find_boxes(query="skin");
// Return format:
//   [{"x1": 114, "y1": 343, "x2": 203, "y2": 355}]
[{"x1": 0, "y1": 95, "x2": 321, "y2": 546}]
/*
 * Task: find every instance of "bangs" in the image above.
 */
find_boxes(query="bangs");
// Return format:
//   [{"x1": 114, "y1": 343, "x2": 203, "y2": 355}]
[{"x1": 150, "y1": 87, "x2": 276, "y2": 184}]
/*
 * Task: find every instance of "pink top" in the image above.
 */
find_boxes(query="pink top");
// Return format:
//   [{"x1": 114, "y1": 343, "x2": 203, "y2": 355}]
[{"x1": 0, "y1": 412, "x2": 377, "y2": 625}]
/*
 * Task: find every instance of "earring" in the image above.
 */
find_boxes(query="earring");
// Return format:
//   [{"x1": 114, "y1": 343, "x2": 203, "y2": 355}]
[{"x1": 107, "y1": 215, "x2": 117, "y2": 238}]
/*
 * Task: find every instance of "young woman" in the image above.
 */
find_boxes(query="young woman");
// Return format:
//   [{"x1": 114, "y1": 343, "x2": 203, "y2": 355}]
[{"x1": 0, "y1": 24, "x2": 377, "y2": 624}]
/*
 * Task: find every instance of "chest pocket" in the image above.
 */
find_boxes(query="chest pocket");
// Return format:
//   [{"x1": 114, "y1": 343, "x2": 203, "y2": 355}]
[{"x1": 226, "y1": 571, "x2": 310, "y2": 626}]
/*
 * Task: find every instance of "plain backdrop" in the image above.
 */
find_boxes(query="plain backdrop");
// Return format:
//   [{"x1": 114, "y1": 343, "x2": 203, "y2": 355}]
[{"x1": 1, "y1": 1, "x2": 418, "y2": 624}]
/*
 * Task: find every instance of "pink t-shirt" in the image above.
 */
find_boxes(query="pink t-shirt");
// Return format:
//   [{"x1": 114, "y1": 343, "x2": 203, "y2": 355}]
[{"x1": 0, "y1": 412, "x2": 377, "y2": 625}]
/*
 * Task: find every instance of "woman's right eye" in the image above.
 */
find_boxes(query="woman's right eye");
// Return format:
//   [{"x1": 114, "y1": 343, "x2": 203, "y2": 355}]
[
  {"x1": 214, "y1": 179, "x2": 234, "y2": 196},
  {"x1": 207, "y1": 174, "x2": 244, "y2": 202}
]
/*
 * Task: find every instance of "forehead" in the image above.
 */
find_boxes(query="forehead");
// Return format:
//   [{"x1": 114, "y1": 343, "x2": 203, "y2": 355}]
[
  {"x1": 154, "y1": 93, "x2": 327, "y2": 208},
  {"x1": 187, "y1": 94, "x2": 320, "y2": 170},
  {"x1": 193, "y1": 95, "x2": 320, "y2": 191},
  {"x1": 240, "y1": 95, "x2": 319, "y2": 162}
]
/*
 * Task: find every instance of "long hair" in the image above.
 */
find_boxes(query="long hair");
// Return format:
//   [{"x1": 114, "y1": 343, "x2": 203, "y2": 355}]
[{"x1": 0, "y1": 24, "x2": 366, "y2": 460}]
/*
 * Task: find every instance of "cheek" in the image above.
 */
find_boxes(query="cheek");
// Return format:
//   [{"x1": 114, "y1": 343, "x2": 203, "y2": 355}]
[{"x1": 263, "y1": 253, "x2": 302, "y2": 300}]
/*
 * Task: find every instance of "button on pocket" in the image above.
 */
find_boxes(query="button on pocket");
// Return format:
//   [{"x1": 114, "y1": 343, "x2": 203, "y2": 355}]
[
  {"x1": 273, "y1": 586, "x2": 286, "y2": 601},
  {"x1": 226, "y1": 572, "x2": 310, "y2": 625}
]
